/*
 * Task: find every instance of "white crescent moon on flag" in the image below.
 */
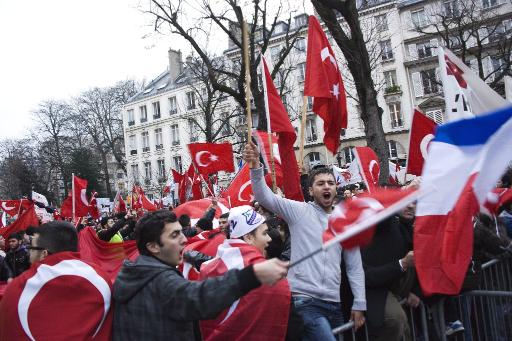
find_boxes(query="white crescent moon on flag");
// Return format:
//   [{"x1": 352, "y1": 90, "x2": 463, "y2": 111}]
[
  {"x1": 420, "y1": 134, "x2": 435, "y2": 160},
  {"x1": 238, "y1": 180, "x2": 254, "y2": 202},
  {"x1": 195, "y1": 151, "x2": 212, "y2": 167},
  {"x1": 369, "y1": 160, "x2": 379, "y2": 184},
  {"x1": 80, "y1": 189, "x2": 89, "y2": 206},
  {"x1": 18, "y1": 259, "x2": 111, "y2": 341},
  {"x1": 1, "y1": 202, "x2": 15, "y2": 211}
]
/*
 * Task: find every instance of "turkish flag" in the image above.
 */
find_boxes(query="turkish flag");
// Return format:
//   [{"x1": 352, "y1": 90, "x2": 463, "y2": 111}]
[
  {"x1": 222, "y1": 165, "x2": 253, "y2": 207},
  {"x1": 483, "y1": 188, "x2": 512, "y2": 215},
  {"x1": 141, "y1": 194, "x2": 157, "y2": 211},
  {"x1": 179, "y1": 229, "x2": 226, "y2": 280},
  {"x1": 199, "y1": 240, "x2": 290, "y2": 341},
  {"x1": 388, "y1": 161, "x2": 403, "y2": 185},
  {"x1": 130, "y1": 185, "x2": 143, "y2": 210},
  {"x1": 188, "y1": 142, "x2": 235, "y2": 174},
  {"x1": 407, "y1": 110, "x2": 437, "y2": 176},
  {"x1": 0, "y1": 204, "x2": 39, "y2": 238},
  {"x1": 0, "y1": 199, "x2": 31, "y2": 217},
  {"x1": 261, "y1": 56, "x2": 304, "y2": 202},
  {"x1": 73, "y1": 176, "x2": 91, "y2": 217},
  {"x1": 354, "y1": 147, "x2": 380, "y2": 192},
  {"x1": 324, "y1": 188, "x2": 418, "y2": 249},
  {"x1": 88, "y1": 192, "x2": 100, "y2": 219},
  {"x1": 0, "y1": 251, "x2": 113, "y2": 340},
  {"x1": 78, "y1": 227, "x2": 139, "y2": 282},
  {"x1": 113, "y1": 192, "x2": 127, "y2": 213},
  {"x1": 252, "y1": 130, "x2": 284, "y2": 184},
  {"x1": 304, "y1": 15, "x2": 348, "y2": 154}
]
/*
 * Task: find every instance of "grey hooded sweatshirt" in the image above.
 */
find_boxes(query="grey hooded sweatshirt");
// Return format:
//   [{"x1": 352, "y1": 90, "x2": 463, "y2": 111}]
[
  {"x1": 112, "y1": 255, "x2": 260, "y2": 341},
  {"x1": 251, "y1": 166, "x2": 366, "y2": 311}
]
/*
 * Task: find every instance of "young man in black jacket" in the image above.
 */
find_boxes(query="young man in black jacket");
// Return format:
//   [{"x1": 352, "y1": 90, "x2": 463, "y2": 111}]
[{"x1": 112, "y1": 210, "x2": 288, "y2": 341}]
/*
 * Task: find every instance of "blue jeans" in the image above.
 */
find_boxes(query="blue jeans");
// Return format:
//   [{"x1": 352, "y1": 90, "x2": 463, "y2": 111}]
[{"x1": 292, "y1": 295, "x2": 344, "y2": 341}]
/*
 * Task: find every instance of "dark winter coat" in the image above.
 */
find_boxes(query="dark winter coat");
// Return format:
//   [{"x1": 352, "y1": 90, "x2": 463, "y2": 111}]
[
  {"x1": 5, "y1": 246, "x2": 30, "y2": 278},
  {"x1": 112, "y1": 255, "x2": 260, "y2": 341}
]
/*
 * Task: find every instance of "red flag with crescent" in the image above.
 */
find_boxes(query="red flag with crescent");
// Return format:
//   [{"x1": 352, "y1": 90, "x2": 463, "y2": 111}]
[
  {"x1": 0, "y1": 199, "x2": 31, "y2": 217},
  {"x1": 0, "y1": 204, "x2": 39, "y2": 239},
  {"x1": 406, "y1": 110, "x2": 437, "y2": 176},
  {"x1": 199, "y1": 240, "x2": 290, "y2": 341},
  {"x1": 0, "y1": 251, "x2": 113, "y2": 340},
  {"x1": 354, "y1": 147, "x2": 380, "y2": 193},
  {"x1": 188, "y1": 142, "x2": 235, "y2": 175}
]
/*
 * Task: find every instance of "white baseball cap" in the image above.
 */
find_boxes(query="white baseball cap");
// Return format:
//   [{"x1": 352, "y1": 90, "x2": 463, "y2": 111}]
[{"x1": 228, "y1": 205, "x2": 265, "y2": 238}]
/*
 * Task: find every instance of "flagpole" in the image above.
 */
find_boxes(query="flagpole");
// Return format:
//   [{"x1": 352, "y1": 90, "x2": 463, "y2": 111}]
[
  {"x1": 190, "y1": 162, "x2": 215, "y2": 198},
  {"x1": 242, "y1": 20, "x2": 252, "y2": 142},
  {"x1": 288, "y1": 189, "x2": 423, "y2": 268},
  {"x1": 260, "y1": 55, "x2": 277, "y2": 192},
  {"x1": 72, "y1": 173, "x2": 76, "y2": 223},
  {"x1": 298, "y1": 96, "x2": 308, "y2": 172},
  {"x1": 17, "y1": 198, "x2": 23, "y2": 217}
]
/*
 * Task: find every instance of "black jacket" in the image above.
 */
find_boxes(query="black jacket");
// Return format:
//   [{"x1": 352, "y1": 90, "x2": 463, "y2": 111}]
[
  {"x1": 5, "y1": 246, "x2": 30, "y2": 278},
  {"x1": 113, "y1": 255, "x2": 261, "y2": 341},
  {"x1": 361, "y1": 217, "x2": 410, "y2": 328}
]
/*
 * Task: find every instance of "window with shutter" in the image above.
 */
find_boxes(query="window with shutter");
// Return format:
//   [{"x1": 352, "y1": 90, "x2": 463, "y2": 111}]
[
  {"x1": 426, "y1": 109, "x2": 444, "y2": 124},
  {"x1": 411, "y1": 72, "x2": 424, "y2": 97},
  {"x1": 408, "y1": 44, "x2": 418, "y2": 60}
]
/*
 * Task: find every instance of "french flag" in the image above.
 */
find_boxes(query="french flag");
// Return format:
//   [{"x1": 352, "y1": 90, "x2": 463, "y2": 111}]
[{"x1": 415, "y1": 106, "x2": 512, "y2": 295}]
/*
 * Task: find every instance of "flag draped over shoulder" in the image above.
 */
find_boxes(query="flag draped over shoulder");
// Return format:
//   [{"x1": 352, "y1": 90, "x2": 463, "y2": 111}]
[
  {"x1": 0, "y1": 251, "x2": 113, "y2": 341},
  {"x1": 261, "y1": 56, "x2": 303, "y2": 201},
  {"x1": 78, "y1": 227, "x2": 139, "y2": 282},
  {"x1": 199, "y1": 240, "x2": 290, "y2": 341},
  {"x1": 0, "y1": 204, "x2": 39, "y2": 238},
  {"x1": 415, "y1": 106, "x2": 512, "y2": 295},
  {"x1": 304, "y1": 15, "x2": 347, "y2": 154}
]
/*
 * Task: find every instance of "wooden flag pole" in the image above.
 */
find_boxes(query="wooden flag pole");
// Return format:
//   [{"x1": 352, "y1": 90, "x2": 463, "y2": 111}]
[
  {"x1": 260, "y1": 54, "x2": 277, "y2": 192},
  {"x1": 242, "y1": 21, "x2": 252, "y2": 142},
  {"x1": 298, "y1": 96, "x2": 308, "y2": 172}
]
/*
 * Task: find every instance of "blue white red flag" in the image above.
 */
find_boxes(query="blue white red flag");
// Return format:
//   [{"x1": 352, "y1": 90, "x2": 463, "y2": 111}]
[{"x1": 415, "y1": 106, "x2": 512, "y2": 295}]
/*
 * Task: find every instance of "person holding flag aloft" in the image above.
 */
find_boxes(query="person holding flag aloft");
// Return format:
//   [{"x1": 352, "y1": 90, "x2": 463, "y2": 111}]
[{"x1": 244, "y1": 142, "x2": 366, "y2": 340}]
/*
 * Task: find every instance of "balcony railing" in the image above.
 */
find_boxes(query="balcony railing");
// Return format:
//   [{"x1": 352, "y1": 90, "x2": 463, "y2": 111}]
[
  {"x1": 155, "y1": 144, "x2": 163, "y2": 150},
  {"x1": 153, "y1": 114, "x2": 161, "y2": 119},
  {"x1": 169, "y1": 109, "x2": 177, "y2": 115},
  {"x1": 384, "y1": 85, "x2": 401, "y2": 94},
  {"x1": 172, "y1": 140, "x2": 180, "y2": 146},
  {"x1": 142, "y1": 147, "x2": 150, "y2": 153},
  {"x1": 140, "y1": 117, "x2": 147, "y2": 123},
  {"x1": 128, "y1": 121, "x2": 135, "y2": 126},
  {"x1": 130, "y1": 149, "x2": 137, "y2": 155}
]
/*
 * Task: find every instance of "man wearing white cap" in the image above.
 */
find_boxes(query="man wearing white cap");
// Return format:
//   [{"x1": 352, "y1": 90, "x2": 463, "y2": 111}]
[{"x1": 199, "y1": 206, "x2": 291, "y2": 341}]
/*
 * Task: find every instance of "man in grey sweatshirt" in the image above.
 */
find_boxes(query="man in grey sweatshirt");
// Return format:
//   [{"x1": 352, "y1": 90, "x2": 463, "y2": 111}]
[{"x1": 244, "y1": 142, "x2": 366, "y2": 340}]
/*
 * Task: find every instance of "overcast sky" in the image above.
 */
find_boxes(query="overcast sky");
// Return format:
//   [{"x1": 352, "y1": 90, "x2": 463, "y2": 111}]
[{"x1": 0, "y1": 0, "x2": 188, "y2": 139}]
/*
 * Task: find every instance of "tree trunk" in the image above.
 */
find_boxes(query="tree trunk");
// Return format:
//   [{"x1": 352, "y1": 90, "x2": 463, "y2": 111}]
[
  {"x1": 99, "y1": 151, "x2": 112, "y2": 199},
  {"x1": 313, "y1": 0, "x2": 390, "y2": 183}
]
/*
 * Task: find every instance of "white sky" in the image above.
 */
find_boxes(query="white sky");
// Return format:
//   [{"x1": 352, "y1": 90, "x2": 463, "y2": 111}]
[
  {"x1": 0, "y1": 0, "x2": 189, "y2": 139},
  {"x1": 0, "y1": 0, "x2": 312, "y2": 139}
]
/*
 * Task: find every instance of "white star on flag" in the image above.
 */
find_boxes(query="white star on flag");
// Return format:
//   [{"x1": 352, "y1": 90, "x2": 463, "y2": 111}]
[
  {"x1": 210, "y1": 154, "x2": 219, "y2": 162},
  {"x1": 331, "y1": 83, "x2": 340, "y2": 99}
]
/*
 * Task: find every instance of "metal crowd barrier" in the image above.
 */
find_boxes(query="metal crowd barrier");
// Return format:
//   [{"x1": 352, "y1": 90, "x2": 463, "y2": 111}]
[{"x1": 331, "y1": 257, "x2": 512, "y2": 341}]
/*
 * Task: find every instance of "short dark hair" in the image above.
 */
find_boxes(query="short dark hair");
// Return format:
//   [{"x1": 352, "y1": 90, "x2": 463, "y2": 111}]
[
  {"x1": 178, "y1": 214, "x2": 191, "y2": 228},
  {"x1": 8, "y1": 232, "x2": 22, "y2": 241},
  {"x1": 219, "y1": 212, "x2": 229, "y2": 219},
  {"x1": 308, "y1": 167, "x2": 335, "y2": 187},
  {"x1": 195, "y1": 218, "x2": 213, "y2": 231},
  {"x1": 34, "y1": 221, "x2": 78, "y2": 254},
  {"x1": 100, "y1": 217, "x2": 110, "y2": 227},
  {"x1": 135, "y1": 210, "x2": 178, "y2": 256}
]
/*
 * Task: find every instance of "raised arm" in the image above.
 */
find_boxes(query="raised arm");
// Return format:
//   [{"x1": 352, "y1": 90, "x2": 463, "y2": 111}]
[{"x1": 243, "y1": 142, "x2": 305, "y2": 224}]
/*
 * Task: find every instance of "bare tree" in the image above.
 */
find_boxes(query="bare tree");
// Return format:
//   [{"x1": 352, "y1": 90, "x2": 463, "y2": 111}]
[
  {"x1": 415, "y1": 0, "x2": 512, "y2": 92},
  {"x1": 32, "y1": 100, "x2": 74, "y2": 195},
  {"x1": 146, "y1": 0, "x2": 304, "y2": 130},
  {"x1": 311, "y1": 0, "x2": 390, "y2": 183}
]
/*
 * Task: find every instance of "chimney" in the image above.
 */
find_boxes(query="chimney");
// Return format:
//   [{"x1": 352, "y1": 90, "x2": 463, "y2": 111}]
[{"x1": 168, "y1": 49, "x2": 183, "y2": 84}]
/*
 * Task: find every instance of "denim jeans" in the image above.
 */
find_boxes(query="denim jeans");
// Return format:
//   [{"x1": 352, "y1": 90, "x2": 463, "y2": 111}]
[{"x1": 292, "y1": 295, "x2": 344, "y2": 341}]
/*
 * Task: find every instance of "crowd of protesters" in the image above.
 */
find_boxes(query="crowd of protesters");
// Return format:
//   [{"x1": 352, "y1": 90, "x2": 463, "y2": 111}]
[{"x1": 0, "y1": 145, "x2": 511, "y2": 340}]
